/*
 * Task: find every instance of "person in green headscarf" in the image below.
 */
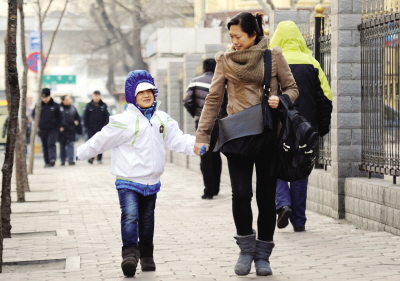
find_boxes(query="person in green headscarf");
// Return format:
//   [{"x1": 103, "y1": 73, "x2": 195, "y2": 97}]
[{"x1": 269, "y1": 20, "x2": 332, "y2": 232}]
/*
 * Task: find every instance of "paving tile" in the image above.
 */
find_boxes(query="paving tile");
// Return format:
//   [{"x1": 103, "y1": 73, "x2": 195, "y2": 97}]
[{"x1": 2, "y1": 150, "x2": 400, "y2": 280}]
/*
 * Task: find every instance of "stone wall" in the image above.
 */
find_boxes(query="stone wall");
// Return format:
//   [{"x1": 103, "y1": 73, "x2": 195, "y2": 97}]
[
  {"x1": 344, "y1": 177, "x2": 400, "y2": 236},
  {"x1": 155, "y1": 69, "x2": 168, "y2": 112}
]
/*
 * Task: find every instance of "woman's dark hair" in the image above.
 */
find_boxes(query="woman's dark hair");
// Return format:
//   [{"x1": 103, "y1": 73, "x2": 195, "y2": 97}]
[
  {"x1": 203, "y1": 58, "x2": 216, "y2": 73},
  {"x1": 227, "y1": 12, "x2": 264, "y2": 44}
]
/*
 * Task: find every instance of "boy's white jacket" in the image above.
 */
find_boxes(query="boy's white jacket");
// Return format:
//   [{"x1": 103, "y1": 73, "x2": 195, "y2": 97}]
[{"x1": 77, "y1": 102, "x2": 196, "y2": 185}]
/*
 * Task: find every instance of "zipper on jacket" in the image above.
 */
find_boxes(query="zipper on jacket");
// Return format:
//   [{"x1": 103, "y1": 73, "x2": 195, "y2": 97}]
[{"x1": 149, "y1": 120, "x2": 152, "y2": 126}]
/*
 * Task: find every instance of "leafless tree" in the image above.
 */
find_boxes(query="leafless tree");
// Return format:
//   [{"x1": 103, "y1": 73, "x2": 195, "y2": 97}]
[
  {"x1": 28, "y1": 0, "x2": 69, "y2": 174},
  {"x1": 14, "y1": 0, "x2": 31, "y2": 204},
  {"x1": 1, "y1": 0, "x2": 21, "y2": 269},
  {"x1": 88, "y1": 0, "x2": 193, "y2": 92}
]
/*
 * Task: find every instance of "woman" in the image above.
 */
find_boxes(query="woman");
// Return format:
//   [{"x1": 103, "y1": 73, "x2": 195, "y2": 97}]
[{"x1": 194, "y1": 12, "x2": 298, "y2": 276}]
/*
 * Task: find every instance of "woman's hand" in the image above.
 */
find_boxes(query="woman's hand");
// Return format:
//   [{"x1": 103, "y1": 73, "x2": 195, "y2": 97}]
[
  {"x1": 194, "y1": 143, "x2": 209, "y2": 156},
  {"x1": 268, "y1": 95, "x2": 280, "y2": 109}
]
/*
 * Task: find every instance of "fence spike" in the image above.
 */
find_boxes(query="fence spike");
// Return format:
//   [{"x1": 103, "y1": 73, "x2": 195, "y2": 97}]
[
  {"x1": 362, "y1": 1, "x2": 364, "y2": 22},
  {"x1": 385, "y1": 0, "x2": 388, "y2": 16},
  {"x1": 397, "y1": 0, "x2": 398, "y2": 13},
  {"x1": 380, "y1": 0, "x2": 383, "y2": 17},
  {"x1": 370, "y1": 0, "x2": 373, "y2": 19},
  {"x1": 326, "y1": 15, "x2": 330, "y2": 35},
  {"x1": 375, "y1": 0, "x2": 378, "y2": 18},
  {"x1": 391, "y1": 0, "x2": 393, "y2": 14},
  {"x1": 327, "y1": 15, "x2": 330, "y2": 35},
  {"x1": 312, "y1": 20, "x2": 314, "y2": 38},
  {"x1": 366, "y1": 0, "x2": 369, "y2": 20},
  {"x1": 321, "y1": 17, "x2": 324, "y2": 36}
]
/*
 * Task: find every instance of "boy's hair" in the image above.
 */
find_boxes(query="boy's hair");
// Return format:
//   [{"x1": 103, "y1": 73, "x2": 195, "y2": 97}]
[
  {"x1": 203, "y1": 59, "x2": 216, "y2": 73},
  {"x1": 93, "y1": 90, "x2": 101, "y2": 95}
]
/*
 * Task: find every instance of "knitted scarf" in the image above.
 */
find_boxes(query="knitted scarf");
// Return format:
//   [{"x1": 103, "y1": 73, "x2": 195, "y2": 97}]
[
  {"x1": 140, "y1": 107, "x2": 154, "y2": 121},
  {"x1": 225, "y1": 37, "x2": 269, "y2": 84}
]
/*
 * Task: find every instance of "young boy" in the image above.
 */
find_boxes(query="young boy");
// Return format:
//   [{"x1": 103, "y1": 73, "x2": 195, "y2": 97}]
[{"x1": 76, "y1": 70, "x2": 196, "y2": 277}]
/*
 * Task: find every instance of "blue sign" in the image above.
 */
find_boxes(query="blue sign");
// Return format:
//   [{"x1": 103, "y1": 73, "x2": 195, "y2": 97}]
[{"x1": 29, "y1": 31, "x2": 43, "y2": 52}]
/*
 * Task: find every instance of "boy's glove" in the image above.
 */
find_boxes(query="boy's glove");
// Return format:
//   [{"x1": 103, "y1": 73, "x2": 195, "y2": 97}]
[{"x1": 200, "y1": 145, "x2": 207, "y2": 156}]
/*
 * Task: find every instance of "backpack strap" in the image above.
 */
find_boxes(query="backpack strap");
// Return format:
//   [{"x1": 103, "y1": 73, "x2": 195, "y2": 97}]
[
  {"x1": 263, "y1": 49, "x2": 272, "y2": 95},
  {"x1": 261, "y1": 49, "x2": 273, "y2": 130}
]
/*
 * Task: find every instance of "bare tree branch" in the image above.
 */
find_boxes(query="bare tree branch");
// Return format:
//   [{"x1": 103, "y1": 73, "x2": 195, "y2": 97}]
[
  {"x1": 256, "y1": 0, "x2": 272, "y2": 13},
  {"x1": 114, "y1": 0, "x2": 133, "y2": 13},
  {"x1": 41, "y1": 0, "x2": 54, "y2": 25},
  {"x1": 29, "y1": 0, "x2": 69, "y2": 174}
]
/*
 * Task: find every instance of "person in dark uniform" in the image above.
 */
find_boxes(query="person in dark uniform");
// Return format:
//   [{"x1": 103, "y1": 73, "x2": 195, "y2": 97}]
[
  {"x1": 184, "y1": 59, "x2": 228, "y2": 200},
  {"x1": 59, "y1": 95, "x2": 82, "y2": 166},
  {"x1": 32, "y1": 88, "x2": 64, "y2": 167},
  {"x1": 83, "y1": 90, "x2": 109, "y2": 164}
]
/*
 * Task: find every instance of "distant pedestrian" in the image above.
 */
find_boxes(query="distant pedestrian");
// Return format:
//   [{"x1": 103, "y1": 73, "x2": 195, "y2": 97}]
[
  {"x1": 32, "y1": 88, "x2": 64, "y2": 168},
  {"x1": 194, "y1": 12, "x2": 298, "y2": 276},
  {"x1": 83, "y1": 90, "x2": 109, "y2": 164},
  {"x1": 77, "y1": 70, "x2": 197, "y2": 277},
  {"x1": 183, "y1": 59, "x2": 228, "y2": 199},
  {"x1": 269, "y1": 21, "x2": 332, "y2": 232},
  {"x1": 59, "y1": 95, "x2": 82, "y2": 166}
]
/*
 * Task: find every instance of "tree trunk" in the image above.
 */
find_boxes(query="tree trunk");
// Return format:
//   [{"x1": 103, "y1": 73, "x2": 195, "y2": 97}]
[
  {"x1": 28, "y1": 1, "x2": 43, "y2": 175},
  {"x1": 15, "y1": 0, "x2": 29, "y2": 200},
  {"x1": 28, "y1": 0, "x2": 69, "y2": 174},
  {"x1": 131, "y1": 20, "x2": 147, "y2": 70},
  {"x1": 106, "y1": 41, "x2": 116, "y2": 93},
  {"x1": 2, "y1": 0, "x2": 20, "y2": 240}
]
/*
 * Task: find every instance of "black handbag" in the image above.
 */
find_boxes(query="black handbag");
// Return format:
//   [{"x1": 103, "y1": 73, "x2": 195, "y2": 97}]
[{"x1": 214, "y1": 50, "x2": 274, "y2": 156}]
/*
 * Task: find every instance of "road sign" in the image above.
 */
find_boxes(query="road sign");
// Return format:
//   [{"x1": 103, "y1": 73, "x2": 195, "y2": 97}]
[
  {"x1": 27, "y1": 52, "x2": 46, "y2": 73},
  {"x1": 42, "y1": 75, "x2": 76, "y2": 85},
  {"x1": 29, "y1": 31, "x2": 44, "y2": 52}
]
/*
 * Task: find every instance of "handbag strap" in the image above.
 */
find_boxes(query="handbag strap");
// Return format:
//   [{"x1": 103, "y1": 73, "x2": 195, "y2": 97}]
[{"x1": 263, "y1": 49, "x2": 272, "y2": 95}]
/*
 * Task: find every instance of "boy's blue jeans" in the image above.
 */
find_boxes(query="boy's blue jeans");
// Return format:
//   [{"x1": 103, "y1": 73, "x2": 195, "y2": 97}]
[
  {"x1": 117, "y1": 189, "x2": 157, "y2": 250},
  {"x1": 275, "y1": 178, "x2": 308, "y2": 227}
]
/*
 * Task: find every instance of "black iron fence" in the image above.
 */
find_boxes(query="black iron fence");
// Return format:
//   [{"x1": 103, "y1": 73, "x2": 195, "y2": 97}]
[
  {"x1": 358, "y1": 1, "x2": 400, "y2": 183},
  {"x1": 300, "y1": 8, "x2": 332, "y2": 169}
]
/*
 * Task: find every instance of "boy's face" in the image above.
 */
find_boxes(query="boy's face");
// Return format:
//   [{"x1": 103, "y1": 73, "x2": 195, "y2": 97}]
[{"x1": 136, "y1": 89, "x2": 154, "y2": 108}]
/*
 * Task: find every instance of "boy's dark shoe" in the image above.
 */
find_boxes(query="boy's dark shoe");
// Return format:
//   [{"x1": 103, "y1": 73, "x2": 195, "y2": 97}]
[
  {"x1": 44, "y1": 163, "x2": 50, "y2": 168},
  {"x1": 277, "y1": 206, "x2": 292, "y2": 229},
  {"x1": 61, "y1": 163, "x2": 65, "y2": 166},
  {"x1": 88, "y1": 159, "x2": 93, "y2": 164},
  {"x1": 68, "y1": 162, "x2": 75, "y2": 166},
  {"x1": 139, "y1": 244, "x2": 156, "y2": 271},
  {"x1": 201, "y1": 194, "x2": 213, "y2": 199},
  {"x1": 49, "y1": 160, "x2": 56, "y2": 167},
  {"x1": 97, "y1": 160, "x2": 102, "y2": 164},
  {"x1": 121, "y1": 247, "x2": 139, "y2": 277},
  {"x1": 293, "y1": 226, "x2": 305, "y2": 232}
]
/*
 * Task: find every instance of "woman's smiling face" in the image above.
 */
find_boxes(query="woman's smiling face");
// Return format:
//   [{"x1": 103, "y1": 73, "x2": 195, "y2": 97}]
[
  {"x1": 229, "y1": 25, "x2": 256, "y2": 51},
  {"x1": 136, "y1": 89, "x2": 154, "y2": 108}
]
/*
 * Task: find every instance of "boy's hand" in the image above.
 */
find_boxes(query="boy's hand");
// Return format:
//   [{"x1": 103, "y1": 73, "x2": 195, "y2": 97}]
[{"x1": 194, "y1": 143, "x2": 209, "y2": 156}]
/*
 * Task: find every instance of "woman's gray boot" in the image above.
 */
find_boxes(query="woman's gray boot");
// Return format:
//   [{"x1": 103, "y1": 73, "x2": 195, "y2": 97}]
[
  {"x1": 254, "y1": 240, "x2": 275, "y2": 276},
  {"x1": 233, "y1": 232, "x2": 256, "y2": 275}
]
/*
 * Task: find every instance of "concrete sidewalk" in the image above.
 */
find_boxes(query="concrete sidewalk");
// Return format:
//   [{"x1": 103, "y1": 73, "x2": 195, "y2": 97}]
[{"x1": 2, "y1": 150, "x2": 400, "y2": 280}]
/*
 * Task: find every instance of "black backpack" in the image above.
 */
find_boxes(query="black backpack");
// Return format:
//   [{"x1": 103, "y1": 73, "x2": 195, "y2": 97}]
[
  {"x1": 261, "y1": 49, "x2": 319, "y2": 182},
  {"x1": 275, "y1": 96, "x2": 319, "y2": 182}
]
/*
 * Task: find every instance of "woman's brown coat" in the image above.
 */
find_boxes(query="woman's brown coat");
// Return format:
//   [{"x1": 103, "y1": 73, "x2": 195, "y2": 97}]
[{"x1": 196, "y1": 37, "x2": 299, "y2": 144}]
